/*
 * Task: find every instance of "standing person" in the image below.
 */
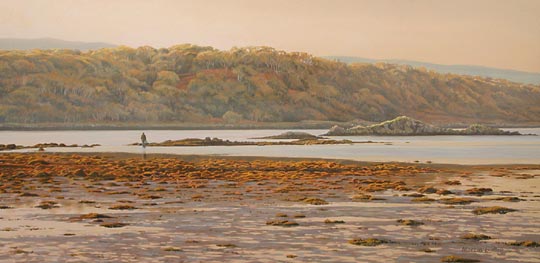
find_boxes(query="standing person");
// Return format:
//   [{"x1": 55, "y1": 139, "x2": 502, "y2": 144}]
[
  {"x1": 141, "y1": 132, "x2": 148, "y2": 159},
  {"x1": 141, "y1": 132, "x2": 148, "y2": 148}
]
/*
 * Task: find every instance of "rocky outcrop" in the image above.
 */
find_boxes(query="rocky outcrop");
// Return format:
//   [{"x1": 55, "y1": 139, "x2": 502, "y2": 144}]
[
  {"x1": 0, "y1": 143, "x2": 101, "y2": 151},
  {"x1": 0, "y1": 144, "x2": 19, "y2": 151},
  {"x1": 461, "y1": 124, "x2": 520, "y2": 135},
  {"x1": 254, "y1": 131, "x2": 322, "y2": 140},
  {"x1": 130, "y1": 137, "x2": 354, "y2": 147},
  {"x1": 324, "y1": 116, "x2": 521, "y2": 136}
]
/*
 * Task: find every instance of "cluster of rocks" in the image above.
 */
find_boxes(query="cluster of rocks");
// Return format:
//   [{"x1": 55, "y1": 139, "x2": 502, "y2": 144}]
[
  {"x1": 33, "y1": 143, "x2": 101, "y2": 148},
  {"x1": 324, "y1": 116, "x2": 522, "y2": 136},
  {"x1": 0, "y1": 144, "x2": 19, "y2": 151}
]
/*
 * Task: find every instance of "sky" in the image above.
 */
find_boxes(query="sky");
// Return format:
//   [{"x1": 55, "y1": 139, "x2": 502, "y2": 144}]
[{"x1": 0, "y1": 0, "x2": 539, "y2": 72}]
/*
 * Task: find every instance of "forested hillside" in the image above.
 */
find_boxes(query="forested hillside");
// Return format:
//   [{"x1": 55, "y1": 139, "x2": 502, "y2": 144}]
[{"x1": 1, "y1": 45, "x2": 539, "y2": 127}]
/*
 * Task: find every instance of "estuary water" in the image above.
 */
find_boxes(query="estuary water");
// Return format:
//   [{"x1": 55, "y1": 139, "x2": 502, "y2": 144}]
[{"x1": 1, "y1": 128, "x2": 539, "y2": 165}]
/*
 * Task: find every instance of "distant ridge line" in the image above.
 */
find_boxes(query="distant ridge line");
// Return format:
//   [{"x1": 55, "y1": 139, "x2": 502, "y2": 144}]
[
  {"x1": 325, "y1": 56, "x2": 540, "y2": 85},
  {"x1": 0, "y1": 37, "x2": 116, "y2": 51}
]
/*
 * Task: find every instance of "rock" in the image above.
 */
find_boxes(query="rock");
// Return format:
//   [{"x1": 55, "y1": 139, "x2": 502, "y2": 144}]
[
  {"x1": 254, "y1": 131, "x2": 322, "y2": 140},
  {"x1": 440, "y1": 197, "x2": 476, "y2": 205},
  {"x1": 20, "y1": 192, "x2": 39, "y2": 197},
  {"x1": 436, "y1": 189, "x2": 453, "y2": 195},
  {"x1": 266, "y1": 220, "x2": 299, "y2": 227},
  {"x1": 397, "y1": 219, "x2": 424, "y2": 226},
  {"x1": 108, "y1": 204, "x2": 137, "y2": 210},
  {"x1": 303, "y1": 198, "x2": 328, "y2": 205},
  {"x1": 444, "y1": 180, "x2": 461, "y2": 185},
  {"x1": 35, "y1": 201, "x2": 59, "y2": 209},
  {"x1": 325, "y1": 116, "x2": 447, "y2": 136},
  {"x1": 130, "y1": 137, "x2": 352, "y2": 147},
  {"x1": 490, "y1": 196, "x2": 522, "y2": 202},
  {"x1": 461, "y1": 233, "x2": 491, "y2": 240},
  {"x1": 462, "y1": 124, "x2": 519, "y2": 135},
  {"x1": 506, "y1": 241, "x2": 539, "y2": 247},
  {"x1": 418, "y1": 186, "x2": 438, "y2": 194},
  {"x1": 466, "y1": 188, "x2": 493, "y2": 196},
  {"x1": 324, "y1": 116, "x2": 522, "y2": 136},
  {"x1": 100, "y1": 222, "x2": 128, "y2": 228},
  {"x1": 412, "y1": 197, "x2": 436, "y2": 202},
  {"x1": 77, "y1": 213, "x2": 113, "y2": 219},
  {"x1": 324, "y1": 219, "x2": 345, "y2": 224},
  {"x1": 0, "y1": 143, "x2": 22, "y2": 151},
  {"x1": 327, "y1": 125, "x2": 346, "y2": 135}
]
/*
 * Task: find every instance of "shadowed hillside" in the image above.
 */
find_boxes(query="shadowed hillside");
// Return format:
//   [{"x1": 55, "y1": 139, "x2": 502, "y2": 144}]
[{"x1": 0, "y1": 45, "x2": 539, "y2": 127}]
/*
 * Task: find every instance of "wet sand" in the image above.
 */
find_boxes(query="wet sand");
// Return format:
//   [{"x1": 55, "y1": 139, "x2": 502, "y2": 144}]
[{"x1": 0, "y1": 153, "x2": 539, "y2": 262}]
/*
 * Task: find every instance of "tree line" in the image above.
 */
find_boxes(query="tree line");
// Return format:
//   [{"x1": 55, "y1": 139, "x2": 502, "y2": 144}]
[{"x1": 0, "y1": 44, "x2": 539, "y2": 125}]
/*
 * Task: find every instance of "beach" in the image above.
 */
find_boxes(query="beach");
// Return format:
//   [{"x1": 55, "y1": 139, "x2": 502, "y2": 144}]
[{"x1": 1, "y1": 152, "x2": 538, "y2": 262}]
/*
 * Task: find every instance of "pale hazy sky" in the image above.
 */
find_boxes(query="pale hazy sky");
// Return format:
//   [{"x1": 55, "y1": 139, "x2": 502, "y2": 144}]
[{"x1": 1, "y1": 0, "x2": 539, "y2": 72}]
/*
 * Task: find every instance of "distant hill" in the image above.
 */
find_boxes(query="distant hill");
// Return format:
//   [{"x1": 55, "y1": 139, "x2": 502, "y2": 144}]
[
  {"x1": 0, "y1": 45, "x2": 539, "y2": 127},
  {"x1": 0, "y1": 38, "x2": 116, "y2": 51},
  {"x1": 326, "y1": 56, "x2": 540, "y2": 85}
]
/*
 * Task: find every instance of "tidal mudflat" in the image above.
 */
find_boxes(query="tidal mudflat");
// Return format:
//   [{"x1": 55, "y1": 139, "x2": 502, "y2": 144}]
[{"x1": 0, "y1": 153, "x2": 539, "y2": 262}]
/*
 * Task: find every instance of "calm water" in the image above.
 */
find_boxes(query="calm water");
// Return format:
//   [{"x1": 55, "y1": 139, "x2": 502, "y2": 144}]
[{"x1": 1, "y1": 128, "x2": 539, "y2": 165}]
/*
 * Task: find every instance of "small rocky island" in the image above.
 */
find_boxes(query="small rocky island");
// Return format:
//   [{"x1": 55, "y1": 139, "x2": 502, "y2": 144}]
[
  {"x1": 253, "y1": 131, "x2": 323, "y2": 140},
  {"x1": 131, "y1": 137, "x2": 354, "y2": 147},
  {"x1": 324, "y1": 116, "x2": 522, "y2": 136}
]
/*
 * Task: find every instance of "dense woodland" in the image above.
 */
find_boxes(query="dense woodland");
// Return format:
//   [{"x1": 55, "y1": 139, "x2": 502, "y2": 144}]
[{"x1": 0, "y1": 44, "x2": 539, "y2": 126}]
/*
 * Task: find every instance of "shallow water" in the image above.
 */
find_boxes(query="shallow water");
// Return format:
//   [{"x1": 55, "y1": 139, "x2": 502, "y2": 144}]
[{"x1": 1, "y1": 128, "x2": 539, "y2": 164}]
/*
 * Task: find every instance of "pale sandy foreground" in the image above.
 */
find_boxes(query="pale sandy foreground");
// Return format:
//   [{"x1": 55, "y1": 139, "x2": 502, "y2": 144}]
[{"x1": 0, "y1": 153, "x2": 539, "y2": 262}]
